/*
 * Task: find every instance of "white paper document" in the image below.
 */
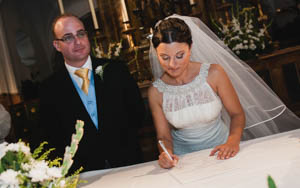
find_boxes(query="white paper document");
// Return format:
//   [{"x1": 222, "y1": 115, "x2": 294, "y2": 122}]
[
  {"x1": 168, "y1": 134, "x2": 300, "y2": 185},
  {"x1": 169, "y1": 152, "x2": 241, "y2": 184},
  {"x1": 80, "y1": 130, "x2": 300, "y2": 188}
]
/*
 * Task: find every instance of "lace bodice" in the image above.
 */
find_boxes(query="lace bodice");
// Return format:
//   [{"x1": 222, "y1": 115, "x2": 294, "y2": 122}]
[{"x1": 153, "y1": 63, "x2": 222, "y2": 129}]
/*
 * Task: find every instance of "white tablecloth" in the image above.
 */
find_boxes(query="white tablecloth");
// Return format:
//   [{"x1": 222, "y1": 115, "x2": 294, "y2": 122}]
[{"x1": 79, "y1": 129, "x2": 300, "y2": 188}]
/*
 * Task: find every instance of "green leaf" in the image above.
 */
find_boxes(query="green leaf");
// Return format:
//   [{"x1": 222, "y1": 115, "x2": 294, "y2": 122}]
[
  {"x1": 32, "y1": 141, "x2": 48, "y2": 159},
  {"x1": 0, "y1": 151, "x2": 23, "y2": 171},
  {"x1": 268, "y1": 175, "x2": 277, "y2": 188},
  {"x1": 37, "y1": 148, "x2": 55, "y2": 161},
  {"x1": 49, "y1": 157, "x2": 62, "y2": 167},
  {"x1": 0, "y1": 161, "x2": 4, "y2": 173}
]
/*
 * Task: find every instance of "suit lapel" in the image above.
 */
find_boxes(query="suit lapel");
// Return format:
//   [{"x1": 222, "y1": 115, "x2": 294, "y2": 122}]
[{"x1": 92, "y1": 57, "x2": 105, "y2": 132}]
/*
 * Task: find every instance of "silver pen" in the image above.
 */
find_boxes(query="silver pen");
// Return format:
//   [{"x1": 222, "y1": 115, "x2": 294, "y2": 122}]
[{"x1": 158, "y1": 140, "x2": 173, "y2": 161}]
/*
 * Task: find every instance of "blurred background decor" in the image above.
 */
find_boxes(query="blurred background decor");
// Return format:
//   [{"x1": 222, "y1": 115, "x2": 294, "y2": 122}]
[{"x1": 212, "y1": 3, "x2": 273, "y2": 60}]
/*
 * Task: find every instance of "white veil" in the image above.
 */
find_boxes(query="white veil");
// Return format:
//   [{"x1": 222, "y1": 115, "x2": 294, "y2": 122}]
[{"x1": 149, "y1": 14, "x2": 300, "y2": 140}]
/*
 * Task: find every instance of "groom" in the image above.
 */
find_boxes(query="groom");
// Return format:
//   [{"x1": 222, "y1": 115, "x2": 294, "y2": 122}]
[{"x1": 34, "y1": 14, "x2": 145, "y2": 173}]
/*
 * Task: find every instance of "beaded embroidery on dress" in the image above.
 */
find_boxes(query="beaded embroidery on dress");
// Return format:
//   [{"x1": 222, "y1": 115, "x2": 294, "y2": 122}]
[{"x1": 153, "y1": 63, "x2": 229, "y2": 155}]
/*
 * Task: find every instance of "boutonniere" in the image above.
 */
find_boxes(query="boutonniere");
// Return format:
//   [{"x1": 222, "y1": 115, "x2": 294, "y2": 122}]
[{"x1": 95, "y1": 63, "x2": 108, "y2": 80}]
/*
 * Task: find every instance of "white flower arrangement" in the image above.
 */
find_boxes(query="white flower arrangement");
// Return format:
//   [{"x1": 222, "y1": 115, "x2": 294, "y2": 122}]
[
  {"x1": 212, "y1": 5, "x2": 272, "y2": 60},
  {"x1": 0, "y1": 120, "x2": 85, "y2": 188}
]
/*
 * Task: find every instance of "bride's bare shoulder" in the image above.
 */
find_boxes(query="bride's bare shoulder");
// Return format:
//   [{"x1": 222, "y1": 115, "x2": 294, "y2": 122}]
[
  {"x1": 148, "y1": 84, "x2": 162, "y2": 102},
  {"x1": 207, "y1": 64, "x2": 229, "y2": 88},
  {"x1": 148, "y1": 84, "x2": 158, "y2": 95},
  {"x1": 208, "y1": 64, "x2": 226, "y2": 77}
]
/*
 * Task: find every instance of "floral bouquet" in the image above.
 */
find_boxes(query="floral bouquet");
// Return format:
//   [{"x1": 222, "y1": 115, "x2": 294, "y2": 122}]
[
  {"x1": 0, "y1": 120, "x2": 85, "y2": 188},
  {"x1": 212, "y1": 3, "x2": 272, "y2": 60}
]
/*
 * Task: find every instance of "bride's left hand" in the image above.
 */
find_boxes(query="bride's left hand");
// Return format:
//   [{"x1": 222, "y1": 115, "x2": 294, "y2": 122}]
[{"x1": 209, "y1": 140, "x2": 240, "y2": 160}]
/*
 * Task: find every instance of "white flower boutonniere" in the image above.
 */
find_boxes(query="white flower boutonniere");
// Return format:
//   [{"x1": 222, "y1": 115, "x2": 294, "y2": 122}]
[{"x1": 95, "y1": 63, "x2": 108, "y2": 80}]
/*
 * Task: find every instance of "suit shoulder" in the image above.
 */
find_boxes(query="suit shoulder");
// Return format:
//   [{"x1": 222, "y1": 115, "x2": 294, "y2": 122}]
[
  {"x1": 41, "y1": 73, "x2": 56, "y2": 87},
  {"x1": 40, "y1": 69, "x2": 64, "y2": 90},
  {"x1": 106, "y1": 60, "x2": 128, "y2": 72},
  {"x1": 92, "y1": 57, "x2": 127, "y2": 69}
]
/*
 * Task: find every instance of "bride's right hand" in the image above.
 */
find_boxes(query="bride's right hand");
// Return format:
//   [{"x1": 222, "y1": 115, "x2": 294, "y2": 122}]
[{"x1": 158, "y1": 152, "x2": 179, "y2": 169}]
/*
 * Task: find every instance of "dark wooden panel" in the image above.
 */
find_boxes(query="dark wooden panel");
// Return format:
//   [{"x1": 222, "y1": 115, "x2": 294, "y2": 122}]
[{"x1": 282, "y1": 63, "x2": 300, "y2": 103}]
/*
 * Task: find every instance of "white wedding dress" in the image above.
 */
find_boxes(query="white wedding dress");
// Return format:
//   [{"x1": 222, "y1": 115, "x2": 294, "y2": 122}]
[{"x1": 153, "y1": 63, "x2": 229, "y2": 155}]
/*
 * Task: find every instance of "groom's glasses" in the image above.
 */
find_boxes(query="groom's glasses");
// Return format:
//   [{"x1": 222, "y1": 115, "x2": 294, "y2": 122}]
[{"x1": 55, "y1": 30, "x2": 88, "y2": 43}]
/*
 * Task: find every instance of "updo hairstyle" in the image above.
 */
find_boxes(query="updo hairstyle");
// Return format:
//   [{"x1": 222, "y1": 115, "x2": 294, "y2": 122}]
[{"x1": 152, "y1": 18, "x2": 192, "y2": 49}]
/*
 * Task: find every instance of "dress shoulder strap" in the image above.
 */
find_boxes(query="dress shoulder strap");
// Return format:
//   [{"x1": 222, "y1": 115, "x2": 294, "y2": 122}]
[
  {"x1": 152, "y1": 79, "x2": 166, "y2": 93},
  {"x1": 199, "y1": 63, "x2": 211, "y2": 79}
]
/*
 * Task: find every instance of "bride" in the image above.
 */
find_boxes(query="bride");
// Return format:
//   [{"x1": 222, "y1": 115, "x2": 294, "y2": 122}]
[{"x1": 147, "y1": 14, "x2": 300, "y2": 169}]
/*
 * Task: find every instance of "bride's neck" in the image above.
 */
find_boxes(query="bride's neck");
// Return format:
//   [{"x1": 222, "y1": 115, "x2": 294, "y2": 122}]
[{"x1": 170, "y1": 63, "x2": 199, "y2": 85}]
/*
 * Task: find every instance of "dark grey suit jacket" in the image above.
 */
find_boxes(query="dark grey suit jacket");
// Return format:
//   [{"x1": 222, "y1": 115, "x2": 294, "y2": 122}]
[{"x1": 34, "y1": 56, "x2": 145, "y2": 173}]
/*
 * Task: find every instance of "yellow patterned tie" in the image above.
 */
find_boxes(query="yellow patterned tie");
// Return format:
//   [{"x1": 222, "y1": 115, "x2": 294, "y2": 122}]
[{"x1": 74, "y1": 68, "x2": 90, "y2": 95}]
